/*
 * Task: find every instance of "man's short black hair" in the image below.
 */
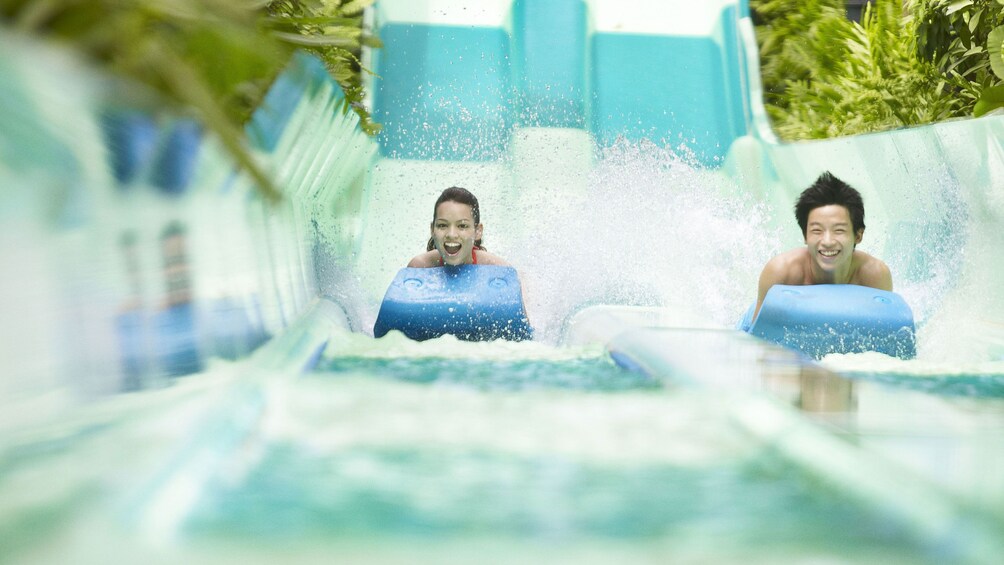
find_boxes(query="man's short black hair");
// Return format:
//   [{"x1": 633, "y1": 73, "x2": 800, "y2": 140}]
[{"x1": 794, "y1": 172, "x2": 865, "y2": 236}]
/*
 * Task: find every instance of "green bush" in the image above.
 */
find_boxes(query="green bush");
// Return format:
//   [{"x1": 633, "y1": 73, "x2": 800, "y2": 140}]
[
  {"x1": 751, "y1": 0, "x2": 851, "y2": 113},
  {"x1": 751, "y1": 0, "x2": 1004, "y2": 140},
  {"x1": 913, "y1": 0, "x2": 1004, "y2": 117}
]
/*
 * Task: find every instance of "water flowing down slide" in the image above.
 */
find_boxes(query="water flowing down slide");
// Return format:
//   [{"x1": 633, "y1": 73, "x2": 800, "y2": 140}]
[{"x1": 4, "y1": 0, "x2": 1004, "y2": 561}]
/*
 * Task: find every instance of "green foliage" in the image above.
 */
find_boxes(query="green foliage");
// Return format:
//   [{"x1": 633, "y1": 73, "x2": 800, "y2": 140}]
[
  {"x1": 751, "y1": 0, "x2": 851, "y2": 111},
  {"x1": 265, "y1": 0, "x2": 382, "y2": 135},
  {"x1": 751, "y1": 0, "x2": 1004, "y2": 139},
  {"x1": 913, "y1": 0, "x2": 1004, "y2": 114},
  {"x1": 752, "y1": 0, "x2": 961, "y2": 140},
  {"x1": 974, "y1": 83, "x2": 1004, "y2": 114},
  {"x1": 990, "y1": 24, "x2": 1004, "y2": 78},
  {"x1": 0, "y1": 0, "x2": 382, "y2": 200}
]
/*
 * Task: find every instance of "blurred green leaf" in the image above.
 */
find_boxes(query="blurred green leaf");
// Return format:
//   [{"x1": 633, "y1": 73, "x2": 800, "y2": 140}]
[
  {"x1": 973, "y1": 83, "x2": 1004, "y2": 115},
  {"x1": 360, "y1": 34, "x2": 382, "y2": 48},
  {"x1": 969, "y1": 7, "x2": 984, "y2": 32},
  {"x1": 341, "y1": 0, "x2": 376, "y2": 16},
  {"x1": 946, "y1": 0, "x2": 974, "y2": 14},
  {"x1": 989, "y1": 25, "x2": 1004, "y2": 79},
  {"x1": 266, "y1": 15, "x2": 362, "y2": 26},
  {"x1": 953, "y1": 12, "x2": 973, "y2": 46},
  {"x1": 0, "y1": 0, "x2": 383, "y2": 199},
  {"x1": 272, "y1": 30, "x2": 357, "y2": 48}
]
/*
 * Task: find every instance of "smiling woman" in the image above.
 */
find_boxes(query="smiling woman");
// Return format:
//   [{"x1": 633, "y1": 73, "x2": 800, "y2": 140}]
[{"x1": 408, "y1": 186, "x2": 510, "y2": 268}]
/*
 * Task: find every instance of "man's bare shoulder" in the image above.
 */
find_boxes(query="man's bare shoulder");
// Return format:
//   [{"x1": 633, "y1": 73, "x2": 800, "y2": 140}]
[
  {"x1": 407, "y1": 250, "x2": 439, "y2": 268},
  {"x1": 853, "y1": 251, "x2": 893, "y2": 290},
  {"x1": 762, "y1": 248, "x2": 808, "y2": 283}
]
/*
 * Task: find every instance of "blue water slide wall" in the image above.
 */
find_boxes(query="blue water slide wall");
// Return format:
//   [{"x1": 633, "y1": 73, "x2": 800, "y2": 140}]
[
  {"x1": 373, "y1": 24, "x2": 515, "y2": 160},
  {"x1": 512, "y1": 0, "x2": 588, "y2": 128},
  {"x1": 591, "y1": 5, "x2": 748, "y2": 163},
  {"x1": 372, "y1": 0, "x2": 752, "y2": 165},
  {"x1": 247, "y1": 52, "x2": 336, "y2": 152},
  {"x1": 0, "y1": 36, "x2": 369, "y2": 400}
]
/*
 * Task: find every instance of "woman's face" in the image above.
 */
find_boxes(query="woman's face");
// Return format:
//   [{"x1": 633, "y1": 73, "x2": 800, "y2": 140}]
[{"x1": 431, "y1": 200, "x2": 482, "y2": 266}]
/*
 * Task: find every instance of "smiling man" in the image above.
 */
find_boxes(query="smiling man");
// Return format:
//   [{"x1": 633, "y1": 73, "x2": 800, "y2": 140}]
[{"x1": 752, "y1": 172, "x2": 893, "y2": 320}]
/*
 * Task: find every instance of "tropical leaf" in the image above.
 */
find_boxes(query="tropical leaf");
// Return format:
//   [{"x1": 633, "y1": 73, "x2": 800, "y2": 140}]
[
  {"x1": 988, "y1": 25, "x2": 1004, "y2": 79},
  {"x1": 272, "y1": 30, "x2": 358, "y2": 48},
  {"x1": 946, "y1": 0, "x2": 975, "y2": 14},
  {"x1": 340, "y1": 0, "x2": 376, "y2": 16},
  {"x1": 973, "y1": 83, "x2": 1004, "y2": 114},
  {"x1": 266, "y1": 15, "x2": 362, "y2": 27},
  {"x1": 264, "y1": 0, "x2": 381, "y2": 135}
]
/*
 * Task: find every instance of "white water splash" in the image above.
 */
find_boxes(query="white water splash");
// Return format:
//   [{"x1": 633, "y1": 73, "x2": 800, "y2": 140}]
[{"x1": 511, "y1": 139, "x2": 779, "y2": 342}]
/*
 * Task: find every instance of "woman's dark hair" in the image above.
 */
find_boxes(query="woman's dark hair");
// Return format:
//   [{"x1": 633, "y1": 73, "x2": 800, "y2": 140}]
[
  {"x1": 794, "y1": 172, "x2": 866, "y2": 236},
  {"x1": 426, "y1": 186, "x2": 486, "y2": 251}
]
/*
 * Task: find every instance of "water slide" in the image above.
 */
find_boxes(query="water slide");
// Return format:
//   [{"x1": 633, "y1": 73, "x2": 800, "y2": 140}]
[{"x1": 3, "y1": 0, "x2": 1004, "y2": 561}]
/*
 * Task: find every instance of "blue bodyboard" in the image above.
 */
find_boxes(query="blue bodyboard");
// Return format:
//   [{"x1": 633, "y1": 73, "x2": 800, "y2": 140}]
[
  {"x1": 374, "y1": 266, "x2": 533, "y2": 342},
  {"x1": 748, "y1": 284, "x2": 916, "y2": 359}
]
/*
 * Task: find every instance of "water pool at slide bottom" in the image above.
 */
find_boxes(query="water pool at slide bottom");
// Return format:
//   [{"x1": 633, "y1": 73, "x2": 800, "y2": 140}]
[
  {"x1": 13, "y1": 328, "x2": 1004, "y2": 564},
  {"x1": 168, "y1": 339, "x2": 950, "y2": 564}
]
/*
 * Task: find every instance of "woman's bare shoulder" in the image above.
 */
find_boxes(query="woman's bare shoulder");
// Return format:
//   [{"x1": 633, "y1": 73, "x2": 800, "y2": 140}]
[
  {"x1": 407, "y1": 250, "x2": 440, "y2": 268},
  {"x1": 476, "y1": 250, "x2": 510, "y2": 267}
]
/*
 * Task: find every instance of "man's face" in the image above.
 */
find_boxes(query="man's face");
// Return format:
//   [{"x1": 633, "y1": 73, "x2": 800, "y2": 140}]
[{"x1": 804, "y1": 205, "x2": 862, "y2": 273}]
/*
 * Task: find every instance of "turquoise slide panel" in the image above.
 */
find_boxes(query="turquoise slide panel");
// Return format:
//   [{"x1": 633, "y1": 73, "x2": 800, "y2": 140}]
[
  {"x1": 720, "y1": 6, "x2": 751, "y2": 141},
  {"x1": 372, "y1": 24, "x2": 515, "y2": 160},
  {"x1": 591, "y1": 31, "x2": 743, "y2": 164},
  {"x1": 511, "y1": 0, "x2": 587, "y2": 128}
]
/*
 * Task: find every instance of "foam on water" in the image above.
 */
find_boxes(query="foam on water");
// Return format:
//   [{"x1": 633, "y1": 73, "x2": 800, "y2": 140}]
[
  {"x1": 821, "y1": 351, "x2": 1004, "y2": 377},
  {"x1": 821, "y1": 351, "x2": 1004, "y2": 398},
  {"x1": 267, "y1": 375, "x2": 748, "y2": 465}
]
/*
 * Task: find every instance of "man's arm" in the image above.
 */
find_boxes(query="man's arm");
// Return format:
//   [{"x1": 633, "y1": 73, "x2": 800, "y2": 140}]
[{"x1": 754, "y1": 255, "x2": 791, "y2": 318}]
